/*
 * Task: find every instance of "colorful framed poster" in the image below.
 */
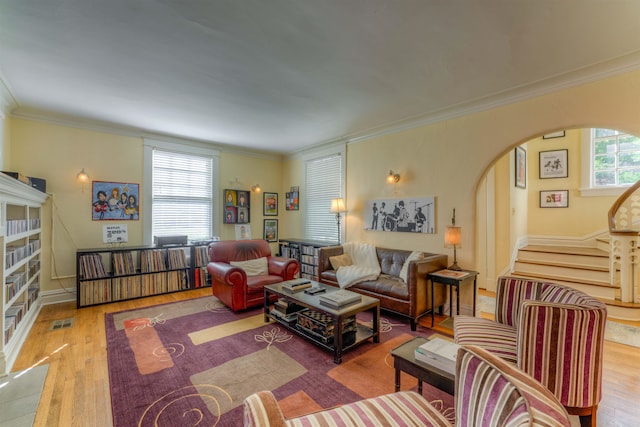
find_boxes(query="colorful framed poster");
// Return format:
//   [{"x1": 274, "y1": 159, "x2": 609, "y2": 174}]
[
  {"x1": 264, "y1": 219, "x2": 278, "y2": 242},
  {"x1": 223, "y1": 189, "x2": 250, "y2": 224},
  {"x1": 263, "y1": 192, "x2": 278, "y2": 216},
  {"x1": 92, "y1": 181, "x2": 140, "y2": 221},
  {"x1": 285, "y1": 186, "x2": 299, "y2": 210}
]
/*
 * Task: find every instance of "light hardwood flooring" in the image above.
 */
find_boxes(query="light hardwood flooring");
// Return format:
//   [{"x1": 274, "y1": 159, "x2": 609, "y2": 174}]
[{"x1": 10, "y1": 287, "x2": 640, "y2": 427}]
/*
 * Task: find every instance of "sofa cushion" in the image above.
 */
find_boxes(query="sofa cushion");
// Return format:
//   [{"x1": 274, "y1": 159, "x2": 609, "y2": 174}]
[
  {"x1": 377, "y1": 247, "x2": 410, "y2": 276},
  {"x1": 246, "y1": 275, "x2": 286, "y2": 294},
  {"x1": 352, "y1": 274, "x2": 409, "y2": 300},
  {"x1": 231, "y1": 257, "x2": 269, "y2": 276},
  {"x1": 454, "y1": 316, "x2": 518, "y2": 364},
  {"x1": 399, "y1": 250, "x2": 424, "y2": 282},
  {"x1": 329, "y1": 253, "x2": 353, "y2": 270}
]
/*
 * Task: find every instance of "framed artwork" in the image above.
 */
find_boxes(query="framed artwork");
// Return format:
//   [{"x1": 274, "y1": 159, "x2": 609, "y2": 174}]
[
  {"x1": 363, "y1": 196, "x2": 435, "y2": 234},
  {"x1": 540, "y1": 190, "x2": 569, "y2": 208},
  {"x1": 543, "y1": 130, "x2": 566, "y2": 139},
  {"x1": 92, "y1": 181, "x2": 140, "y2": 221},
  {"x1": 263, "y1": 219, "x2": 278, "y2": 242},
  {"x1": 539, "y1": 149, "x2": 568, "y2": 179},
  {"x1": 285, "y1": 186, "x2": 299, "y2": 210},
  {"x1": 235, "y1": 224, "x2": 252, "y2": 240},
  {"x1": 223, "y1": 189, "x2": 250, "y2": 224},
  {"x1": 224, "y1": 206, "x2": 237, "y2": 224},
  {"x1": 263, "y1": 192, "x2": 278, "y2": 216},
  {"x1": 515, "y1": 146, "x2": 526, "y2": 189}
]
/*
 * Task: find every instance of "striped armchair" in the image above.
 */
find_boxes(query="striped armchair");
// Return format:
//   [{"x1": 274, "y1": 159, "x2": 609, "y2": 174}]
[
  {"x1": 243, "y1": 345, "x2": 571, "y2": 427},
  {"x1": 454, "y1": 276, "x2": 607, "y2": 426}
]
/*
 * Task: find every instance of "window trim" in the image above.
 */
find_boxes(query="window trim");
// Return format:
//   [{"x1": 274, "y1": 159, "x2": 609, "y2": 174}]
[
  {"x1": 143, "y1": 138, "x2": 220, "y2": 245},
  {"x1": 301, "y1": 141, "x2": 346, "y2": 242},
  {"x1": 580, "y1": 128, "x2": 629, "y2": 197}
]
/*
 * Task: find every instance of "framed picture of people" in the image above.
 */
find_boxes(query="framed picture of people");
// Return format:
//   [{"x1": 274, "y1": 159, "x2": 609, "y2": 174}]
[
  {"x1": 364, "y1": 196, "x2": 435, "y2": 234},
  {"x1": 92, "y1": 181, "x2": 140, "y2": 221},
  {"x1": 223, "y1": 189, "x2": 250, "y2": 224},
  {"x1": 263, "y1": 192, "x2": 278, "y2": 216}
]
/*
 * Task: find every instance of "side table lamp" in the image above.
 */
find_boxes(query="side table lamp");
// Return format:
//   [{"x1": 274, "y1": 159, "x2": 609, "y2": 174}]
[{"x1": 444, "y1": 208, "x2": 462, "y2": 270}]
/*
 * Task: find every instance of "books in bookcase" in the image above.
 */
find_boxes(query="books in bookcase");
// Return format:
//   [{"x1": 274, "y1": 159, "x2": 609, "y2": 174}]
[
  {"x1": 414, "y1": 337, "x2": 460, "y2": 375},
  {"x1": 318, "y1": 289, "x2": 362, "y2": 308}
]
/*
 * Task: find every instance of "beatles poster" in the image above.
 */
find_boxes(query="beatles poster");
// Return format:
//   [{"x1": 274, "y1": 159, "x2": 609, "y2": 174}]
[
  {"x1": 92, "y1": 181, "x2": 140, "y2": 221},
  {"x1": 364, "y1": 197, "x2": 435, "y2": 234}
]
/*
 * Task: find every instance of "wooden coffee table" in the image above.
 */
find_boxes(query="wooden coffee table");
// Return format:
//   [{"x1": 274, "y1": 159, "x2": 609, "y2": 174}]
[
  {"x1": 390, "y1": 336, "x2": 455, "y2": 395},
  {"x1": 264, "y1": 281, "x2": 380, "y2": 364}
]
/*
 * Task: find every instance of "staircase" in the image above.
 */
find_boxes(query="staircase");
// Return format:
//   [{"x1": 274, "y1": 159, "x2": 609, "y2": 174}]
[{"x1": 512, "y1": 243, "x2": 640, "y2": 321}]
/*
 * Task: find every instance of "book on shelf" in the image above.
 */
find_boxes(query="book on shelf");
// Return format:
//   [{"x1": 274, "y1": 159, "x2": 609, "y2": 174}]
[
  {"x1": 318, "y1": 289, "x2": 361, "y2": 308},
  {"x1": 414, "y1": 338, "x2": 460, "y2": 376},
  {"x1": 281, "y1": 278, "x2": 312, "y2": 291}
]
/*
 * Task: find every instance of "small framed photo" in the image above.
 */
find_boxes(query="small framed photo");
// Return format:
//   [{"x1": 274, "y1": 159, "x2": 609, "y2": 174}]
[
  {"x1": 540, "y1": 190, "x2": 569, "y2": 208},
  {"x1": 515, "y1": 146, "x2": 526, "y2": 189},
  {"x1": 543, "y1": 130, "x2": 566, "y2": 139},
  {"x1": 263, "y1": 219, "x2": 278, "y2": 242},
  {"x1": 224, "y1": 206, "x2": 237, "y2": 223},
  {"x1": 539, "y1": 149, "x2": 568, "y2": 179},
  {"x1": 263, "y1": 192, "x2": 278, "y2": 216},
  {"x1": 235, "y1": 224, "x2": 251, "y2": 240}
]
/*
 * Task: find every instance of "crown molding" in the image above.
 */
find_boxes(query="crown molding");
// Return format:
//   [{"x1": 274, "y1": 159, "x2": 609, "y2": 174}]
[
  {"x1": 9, "y1": 107, "x2": 283, "y2": 161},
  {"x1": 344, "y1": 50, "x2": 640, "y2": 146},
  {"x1": 0, "y1": 72, "x2": 18, "y2": 119}
]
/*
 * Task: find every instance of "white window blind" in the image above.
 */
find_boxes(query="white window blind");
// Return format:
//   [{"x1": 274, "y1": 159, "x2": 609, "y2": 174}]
[
  {"x1": 152, "y1": 149, "x2": 216, "y2": 240},
  {"x1": 305, "y1": 154, "x2": 342, "y2": 242}
]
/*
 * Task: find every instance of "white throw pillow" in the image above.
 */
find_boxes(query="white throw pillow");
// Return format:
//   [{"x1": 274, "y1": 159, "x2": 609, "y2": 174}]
[
  {"x1": 399, "y1": 251, "x2": 424, "y2": 282},
  {"x1": 230, "y1": 257, "x2": 269, "y2": 276}
]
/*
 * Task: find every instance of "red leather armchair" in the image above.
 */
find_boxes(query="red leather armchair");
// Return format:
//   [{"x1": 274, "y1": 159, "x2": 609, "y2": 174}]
[{"x1": 207, "y1": 239, "x2": 299, "y2": 311}]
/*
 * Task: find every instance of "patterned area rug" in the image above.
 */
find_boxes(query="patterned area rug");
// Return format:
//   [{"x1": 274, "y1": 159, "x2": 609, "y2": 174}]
[{"x1": 106, "y1": 295, "x2": 454, "y2": 426}]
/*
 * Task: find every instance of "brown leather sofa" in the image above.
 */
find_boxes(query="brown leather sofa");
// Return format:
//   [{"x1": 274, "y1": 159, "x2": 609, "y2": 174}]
[
  {"x1": 318, "y1": 245, "x2": 447, "y2": 330},
  {"x1": 207, "y1": 239, "x2": 299, "y2": 311}
]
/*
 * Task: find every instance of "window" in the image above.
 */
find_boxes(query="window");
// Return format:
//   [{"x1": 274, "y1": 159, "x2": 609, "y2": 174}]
[
  {"x1": 303, "y1": 144, "x2": 345, "y2": 242},
  {"x1": 592, "y1": 128, "x2": 640, "y2": 187},
  {"x1": 143, "y1": 139, "x2": 219, "y2": 243}
]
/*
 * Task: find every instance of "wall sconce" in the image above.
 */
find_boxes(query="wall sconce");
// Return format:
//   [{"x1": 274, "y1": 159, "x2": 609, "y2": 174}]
[
  {"x1": 251, "y1": 184, "x2": 261, "y2": 192},
  {"x1": 330, "y1": 197, "x2": 346, "y2": 244},
  {"x1": 386, "y1": 170, "x2": 400, "y2": 184},
  {"x1": 77, "y1": 168, "x2": 89, "y2": 182},
  {"x1": 444, "y1": 208, "x2": 462, "y2": 270}
]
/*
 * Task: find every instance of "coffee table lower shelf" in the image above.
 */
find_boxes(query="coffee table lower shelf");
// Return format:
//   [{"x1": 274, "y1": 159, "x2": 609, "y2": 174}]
[{"x1": 264, "y1": 282, "x2": 380, "y2": 364}]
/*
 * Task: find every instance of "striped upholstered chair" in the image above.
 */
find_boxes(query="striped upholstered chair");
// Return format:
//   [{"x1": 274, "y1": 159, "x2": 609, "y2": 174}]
[
  {"x1": 243, "y1": 345, "x2": 571, "y2": 427},
  {"x1": 454, "y1": 276, "x2": 607, "y2": 427}
]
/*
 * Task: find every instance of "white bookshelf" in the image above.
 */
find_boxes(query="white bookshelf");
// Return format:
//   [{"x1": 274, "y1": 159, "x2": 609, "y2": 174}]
[{"x1": 0, "y1": 173, "x2": 47, "y2": 376}]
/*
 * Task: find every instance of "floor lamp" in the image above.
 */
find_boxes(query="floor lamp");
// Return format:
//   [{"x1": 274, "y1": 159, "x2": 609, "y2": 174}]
[
  {"x1": 444, "y1": 208, "x2": 462, "y2": 270},
  {"x1": 330, "y1": 198, "x2": 346, "y2": 244}
]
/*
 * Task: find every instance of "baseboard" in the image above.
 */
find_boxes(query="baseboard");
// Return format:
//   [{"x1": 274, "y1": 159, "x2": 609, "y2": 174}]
[{"x1": 41, "y1": 288, "x2": 76, "y2": 306}]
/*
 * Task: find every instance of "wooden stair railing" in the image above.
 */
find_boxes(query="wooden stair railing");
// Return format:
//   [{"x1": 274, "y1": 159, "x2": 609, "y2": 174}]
[{"x1": 608, "y1": 180, "x2": 640, "y2": 304}]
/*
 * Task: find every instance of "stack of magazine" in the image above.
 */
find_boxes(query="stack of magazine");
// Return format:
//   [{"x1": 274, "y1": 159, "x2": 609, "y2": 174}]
[
  {"x1": 319, "y1": 289, "x2": 362, "y2": 308},
  {"x1": 414, "y1": 338, "x2": 460, "y2": 376},
  {"x1": 281, "y1": 278, "x2": 312, "y2": 292}
]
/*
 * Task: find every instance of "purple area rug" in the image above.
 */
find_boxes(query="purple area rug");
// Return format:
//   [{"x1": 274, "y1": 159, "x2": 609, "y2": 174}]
[{"x1": 106, "y1": 295, "x2": 453, "y2": 426}]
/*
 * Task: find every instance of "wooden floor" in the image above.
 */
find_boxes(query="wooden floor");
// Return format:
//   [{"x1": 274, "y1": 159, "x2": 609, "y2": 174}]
[{"x1": 11, "y1": 288, "x2": 640, "y2": 426}]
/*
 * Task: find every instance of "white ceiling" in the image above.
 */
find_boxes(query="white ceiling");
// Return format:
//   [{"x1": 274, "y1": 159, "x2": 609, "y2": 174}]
[{"x1": 2, "y1": 1, "x2": 640, "y2": 154}]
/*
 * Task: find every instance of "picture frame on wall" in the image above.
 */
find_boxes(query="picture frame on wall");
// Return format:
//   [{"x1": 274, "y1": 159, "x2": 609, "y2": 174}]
[
  {"x1": 91, "y1": 181, "x2": 140, "y2": 221},
  {"x1": 285, "y1": 186, "x2": 299, "y2": 210},
  {"x1": 515, "y1": 146, "x2": 526, "y2": 188},
  {"x1": 540, "y1": 190, "x2": 569, "y2": 208},
  {"x1": 539, "y1": 149, "x2": 568, "y2": 179},
  {"x1": 263, "y1": 192, "x2": 278, "y2": 216},
  {"x1": 223, "y1": 188, "x2": 250, "y2": 224},
  {"x1": 542, "y1": 130, "x2": 566, "y2": 139},
  {"x1": 263, "y1": 219, "x2": 278, "y2": 242}
]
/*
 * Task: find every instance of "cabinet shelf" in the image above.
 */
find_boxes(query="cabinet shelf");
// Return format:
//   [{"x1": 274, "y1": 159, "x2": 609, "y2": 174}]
[
  {"x1": 76, "y1": 244, "x2": 212, "y2": 308},
  {"x1": 1, "y1": 173, "x2": 47, "y2": 375},
  {"x1": 278, "y1": 238, "x2": 335, "y2": 280}
]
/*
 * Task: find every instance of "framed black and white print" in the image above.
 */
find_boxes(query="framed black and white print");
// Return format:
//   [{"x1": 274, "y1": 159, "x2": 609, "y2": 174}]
[
  {"x1": 543, "y1": 130, "x2": 566, "y2": 139},
  {"x1": 540, "y1": 190, "x2": 569, "y2": 208},
  {"x1": 539, "y1": 149, "x2": 568, "y2": 179},
  {"x1": 515, "y1": 146, "x2": 526, "y2": 188}
]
